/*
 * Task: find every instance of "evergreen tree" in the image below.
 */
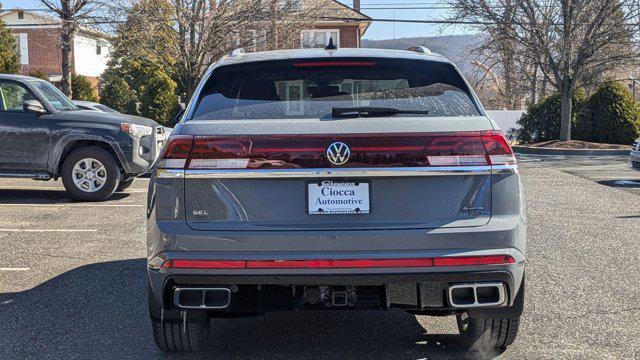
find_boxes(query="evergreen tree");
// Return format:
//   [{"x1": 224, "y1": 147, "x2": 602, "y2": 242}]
[
  {"x1": 0, "y1": 9, "x2": 20, "y2": 74},
  {"x1": 72, "y1": 75, "x2": 99, "y2": 102}
]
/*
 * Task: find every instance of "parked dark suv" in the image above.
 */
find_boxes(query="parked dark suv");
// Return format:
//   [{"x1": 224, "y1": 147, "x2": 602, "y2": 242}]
[
  {"x1": 147, "y1": 48, "x2": 526, "y2": 354},
  {"x1": 0, "y1": 74, "x2": 165, "y2": 201}
]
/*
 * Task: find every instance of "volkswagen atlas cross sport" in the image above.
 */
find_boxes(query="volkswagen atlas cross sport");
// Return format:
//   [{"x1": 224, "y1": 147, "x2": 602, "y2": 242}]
[{"x1": 147, "y1": 47, "x2": 526, "y2": 354}]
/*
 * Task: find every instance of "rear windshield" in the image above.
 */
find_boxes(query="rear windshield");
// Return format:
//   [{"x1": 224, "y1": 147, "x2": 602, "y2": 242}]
[{"x1": 190, "y1": 58, "x2": 481, "y2": 120}]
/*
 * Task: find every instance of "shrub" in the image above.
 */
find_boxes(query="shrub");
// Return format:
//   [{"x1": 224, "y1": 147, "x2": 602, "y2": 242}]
[
  {"x1": 576, "y1": 82, "x2": 640, "y2": 144},
  {"x1": 28, "y1": 69, "x2": 49, "y2": 80},
  {"x1": 71, "y1": 75, "x2": 98, "y2": 102},
  {"x1": 100, "y1": 76, "x2": 138, "y2": 115},
  {"x1": 512, "y1": 89, "x2": 587, "y2": 143}
]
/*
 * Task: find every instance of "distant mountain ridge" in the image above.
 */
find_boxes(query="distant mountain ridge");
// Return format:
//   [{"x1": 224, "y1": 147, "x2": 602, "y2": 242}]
[{"x1": 361, "y1": 35, "x2": 480, "y2": 71}]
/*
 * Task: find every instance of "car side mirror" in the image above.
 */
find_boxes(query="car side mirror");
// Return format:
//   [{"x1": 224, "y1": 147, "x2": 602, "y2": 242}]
[{"x1": 23, "y1": 100, "x2": 47, "y2": 115}]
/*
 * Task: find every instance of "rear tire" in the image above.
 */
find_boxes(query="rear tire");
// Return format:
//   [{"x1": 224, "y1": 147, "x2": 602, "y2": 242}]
[
  {"x1": 456, "y1": 314, "x2": 520, "y2": 352},
  {"x1": 116, "y1": 177, "x2": 135, "y2": 192},
  {"x1": 152, "y1": 318, "x2": 209, "y2": 353},
  {"x1": 61, "y1": 146, "x2": 121, "y2": 201}
]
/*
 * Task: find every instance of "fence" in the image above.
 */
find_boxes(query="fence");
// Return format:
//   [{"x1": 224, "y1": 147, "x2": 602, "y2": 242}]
[{"x1": 485, "y1": 110, "x2": 524, "y2": 132}]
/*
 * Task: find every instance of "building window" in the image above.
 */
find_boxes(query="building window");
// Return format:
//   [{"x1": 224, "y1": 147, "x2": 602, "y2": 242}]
[
  {"x1": 300, "y1": 29, "x2": 339, "y2": 49},
  {"x1": 17, "y1": 11, "x2": 24, "y2": 19}
]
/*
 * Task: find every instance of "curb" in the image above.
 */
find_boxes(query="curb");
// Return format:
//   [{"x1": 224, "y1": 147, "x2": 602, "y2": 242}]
[{"x1": 512, "y1": 146, "x2": 631, "y2": 156}]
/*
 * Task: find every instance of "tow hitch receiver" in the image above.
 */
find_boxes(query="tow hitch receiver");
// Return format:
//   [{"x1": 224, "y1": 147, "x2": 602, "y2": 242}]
[{"x1": 299, "y1": 285, "x2": 380, "y2": 308}]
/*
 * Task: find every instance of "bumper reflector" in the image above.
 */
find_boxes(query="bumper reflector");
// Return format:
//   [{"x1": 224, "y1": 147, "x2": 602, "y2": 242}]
[
  {"x1": 161, "y1": 255, "x2": 516, "y2": 269},
  {"x1": 162, "y1": 260, "x2": 245, "y2": 269}
]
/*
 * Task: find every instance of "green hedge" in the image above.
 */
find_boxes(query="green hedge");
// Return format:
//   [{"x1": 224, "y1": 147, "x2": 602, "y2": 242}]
[
  {"x1": 512, "y1": 89, "x2": 586, "y2": 143},
  {"x1": 514, "y1": 83, "x2": 640, "y2": 144},
  {"x1": 576, "y1": 82, "x2": 640, "y2": 145}
]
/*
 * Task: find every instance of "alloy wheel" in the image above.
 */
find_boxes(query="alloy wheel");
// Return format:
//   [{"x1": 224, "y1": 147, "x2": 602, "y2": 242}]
[{"x1": 72, "y1": 158, "x2": 107, "y2": 192}]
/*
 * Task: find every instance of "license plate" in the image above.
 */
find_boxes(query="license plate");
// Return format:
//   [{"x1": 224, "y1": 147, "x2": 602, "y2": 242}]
[{"x1": 308, "y1": 181, "x2": 370, "y2": 215}]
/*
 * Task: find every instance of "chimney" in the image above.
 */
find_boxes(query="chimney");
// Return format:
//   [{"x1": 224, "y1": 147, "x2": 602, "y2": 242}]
[{"x1": 353, "y1": 0, "x2": 361, "y2": 12}]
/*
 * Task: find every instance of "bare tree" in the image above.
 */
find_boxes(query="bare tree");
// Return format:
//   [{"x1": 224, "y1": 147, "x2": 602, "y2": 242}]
[
  {"x1": 114, "y1": 0, "x2": 322, "y2": 99},
  {"x1": 451, "y1": 0, "x2": 639, "y2": 141},
  {"x1": 260, "y1": 0, "x2": 324, "y2": 50},
  {"x1": 40, "y1": 0, "x2": 105, "y2": 97}
]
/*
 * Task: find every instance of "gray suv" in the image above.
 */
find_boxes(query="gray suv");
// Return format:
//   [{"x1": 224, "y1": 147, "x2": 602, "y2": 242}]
[{"x1": 147, "y1": 48, "x2": 526, "y2": 354}]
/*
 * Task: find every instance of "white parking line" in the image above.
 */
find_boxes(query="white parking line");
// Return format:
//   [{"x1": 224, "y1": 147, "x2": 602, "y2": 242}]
[
  {"x1": 1, "y1": 204, "x2": 144, "y2": 208},
  {"x1": 0, "y1": 268, "x2": 30, "y2": 271},
  {"x1": 0, "y1": 228, "x2": 98, "y2": 232},
  {"x1": 0, "y1": 186, "x2": 147, "y2": 193}
]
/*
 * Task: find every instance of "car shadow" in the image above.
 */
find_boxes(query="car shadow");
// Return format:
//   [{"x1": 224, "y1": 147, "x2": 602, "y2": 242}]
[
  {"x1": 0, "y1": 188, "x2": 130, "y2": 204},
  {"x1": 597, "y1": 179, "x2": 640, "y2": 188},
  {"x1": 0, "y1": 259, "x2": 485, "y2": 360}
]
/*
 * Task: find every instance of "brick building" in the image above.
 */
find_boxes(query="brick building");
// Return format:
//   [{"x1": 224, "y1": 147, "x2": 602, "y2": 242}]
[
  {"x1": 0, "y1": 2, "x2": 368, "y2": 85},
  {"x1": 240, "y1": 0, "x2": 371, "y2": 51},
  {"x1": 300, "y1": 0, "x2": 371, "y2": 49},
  {"x1": 0, "y1": 9, "x2": 111, "y2": 86}
]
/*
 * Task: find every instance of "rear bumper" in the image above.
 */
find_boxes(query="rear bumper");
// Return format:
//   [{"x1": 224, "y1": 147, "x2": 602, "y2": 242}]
[{"x1": 147, "y1": 249, "x2": 525, "y2": 319}]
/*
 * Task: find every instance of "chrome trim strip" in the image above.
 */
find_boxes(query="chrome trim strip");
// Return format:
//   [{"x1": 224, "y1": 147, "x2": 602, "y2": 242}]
[
  {"x1": 156, "y1": 169, "x2": 185, "y2": 179},
  {"x1": 492, "y1": 164, "x2": 519, "y2": 174},
  {"x1": 160, "y1": 165, "x2": 518, "y2": 178},
  {"x1": 184, "y1": 166, "x2": 493, "y2": 179}
]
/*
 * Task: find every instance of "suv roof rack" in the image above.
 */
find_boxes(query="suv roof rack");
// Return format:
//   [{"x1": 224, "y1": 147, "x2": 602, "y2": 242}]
[{"x1": 407, "y1": 46, "x2": 431, "y2": 55}]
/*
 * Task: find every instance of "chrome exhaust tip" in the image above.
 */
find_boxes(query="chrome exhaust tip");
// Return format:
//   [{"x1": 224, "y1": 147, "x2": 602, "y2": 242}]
[
  {"x1": 174, "y1": 287, "x2": 232, "y2": 309},
  {"x1": 448, "y1": 282, "x2": 506, "y2": 308}
]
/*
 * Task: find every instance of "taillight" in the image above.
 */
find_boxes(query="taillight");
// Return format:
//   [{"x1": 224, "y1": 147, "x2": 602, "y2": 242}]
[
  {"x1": 189, "y1": 137, "x2": 251, "y2": 169},
  {"x1": 424, "y1": 131, "x2": 516, "y2": 166},
  {"x1": 157, "y1": 135, "x2": 193, "y2": 169},
  {"x1": 157, "y1": 131, "x2": 515, "y2": 170},
  {"x1": 482, "y1": 131, "x2": 516, "y2": 165}
]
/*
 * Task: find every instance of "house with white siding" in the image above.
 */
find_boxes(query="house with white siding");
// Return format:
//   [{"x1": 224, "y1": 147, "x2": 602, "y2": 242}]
[{"x1": 0, "y1": 9, "x2": 111, "y2": 86}]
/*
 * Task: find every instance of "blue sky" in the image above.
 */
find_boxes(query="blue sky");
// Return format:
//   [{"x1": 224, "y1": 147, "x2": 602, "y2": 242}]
[{"x1": 0, "y1": 0, "x2": 463, "y2": 40}]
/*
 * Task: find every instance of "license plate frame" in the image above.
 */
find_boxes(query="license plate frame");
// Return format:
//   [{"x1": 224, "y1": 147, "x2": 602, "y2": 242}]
[{"x1": 307, "y1": 180, "x2": 371, "y2": 215}]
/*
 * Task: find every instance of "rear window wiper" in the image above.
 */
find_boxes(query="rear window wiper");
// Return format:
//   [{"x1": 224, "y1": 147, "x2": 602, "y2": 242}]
[{"x1": 332, "y1": 106, "x2": 429, "y2": 118}]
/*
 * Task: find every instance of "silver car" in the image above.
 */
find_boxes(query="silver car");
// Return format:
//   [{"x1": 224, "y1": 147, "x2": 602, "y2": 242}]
[
  {"x1": 72, "y1": 100, "x2": 120, "y2": 113},
  {"x1": 632, "y1": 138, "x2": 640, "y2": 170},
  {"x1": 147, "y1": 47, "x2": 526, "y2": 354}
]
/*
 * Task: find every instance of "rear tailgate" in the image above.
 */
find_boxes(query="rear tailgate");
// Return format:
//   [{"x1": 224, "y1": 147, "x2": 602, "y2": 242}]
[{"x1": 167, "y1": 117, "x2": 511, "y2": 231}]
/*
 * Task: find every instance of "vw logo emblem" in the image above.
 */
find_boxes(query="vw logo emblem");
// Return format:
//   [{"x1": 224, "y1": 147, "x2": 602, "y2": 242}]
[{"x1": 326, "y1": 142, "x2": 351, "y2": 166}]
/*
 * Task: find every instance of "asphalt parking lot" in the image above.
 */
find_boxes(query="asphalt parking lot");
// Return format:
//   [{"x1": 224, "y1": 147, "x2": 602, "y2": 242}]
[{"x1": 1, "y1": 156, "x2": 639, "y2": 359}]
